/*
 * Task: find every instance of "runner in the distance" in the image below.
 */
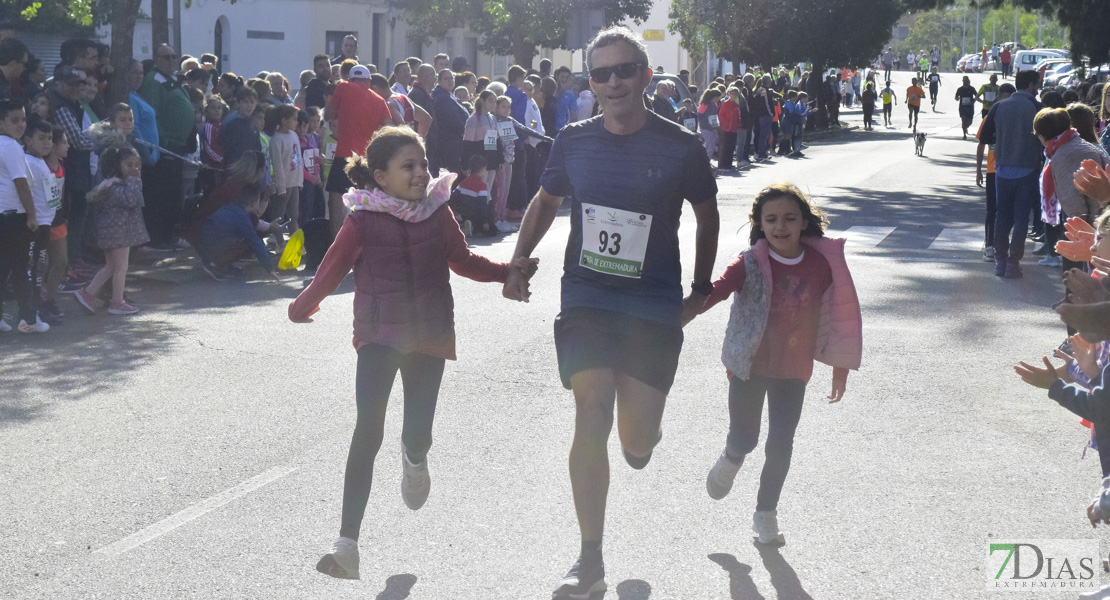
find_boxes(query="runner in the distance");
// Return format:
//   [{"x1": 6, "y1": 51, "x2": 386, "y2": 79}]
[
  {"x1": 501, "y1": 27, "x2": 720, "y2": 600},
  {"x1": 927, "y1": 66, "x2": 942, "y2": 111}
]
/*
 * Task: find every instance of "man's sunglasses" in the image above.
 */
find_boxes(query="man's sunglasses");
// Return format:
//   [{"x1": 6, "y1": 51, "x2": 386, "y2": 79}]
[{"x1": 589, "y1": 62, "x2": 644, "y2": 82}]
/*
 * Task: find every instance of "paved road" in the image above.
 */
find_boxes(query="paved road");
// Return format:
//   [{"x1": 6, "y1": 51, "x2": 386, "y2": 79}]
[{"x1": 3, "y1": 72, "x2": 1103, "y2": 599}]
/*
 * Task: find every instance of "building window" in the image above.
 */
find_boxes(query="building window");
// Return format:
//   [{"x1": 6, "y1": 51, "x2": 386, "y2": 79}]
[{"x1": 246, "y1": 30, "x2": 284, "y2": 40}]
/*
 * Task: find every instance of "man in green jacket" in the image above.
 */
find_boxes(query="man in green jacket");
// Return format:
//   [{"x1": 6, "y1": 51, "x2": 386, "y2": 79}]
[{"x1": 138, "y1": 44, "x2": 195, "y2": 250}]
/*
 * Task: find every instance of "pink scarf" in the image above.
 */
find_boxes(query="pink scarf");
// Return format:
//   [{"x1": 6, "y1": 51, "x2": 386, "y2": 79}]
[
  {"x1": 1041, "y1": 128, "x2": 1078, "y2": 226},
  {"x1": 342, "y1": 172, "x2": 456, "y2": 223}
]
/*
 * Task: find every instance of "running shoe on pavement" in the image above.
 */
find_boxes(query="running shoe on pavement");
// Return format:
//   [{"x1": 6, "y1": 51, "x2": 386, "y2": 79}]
[
  {"x1": 0, "y1": 316, "x2": 11, "y2": 332},
  {"x1": 552, "y1": 553, "x2": 605, "y2": 600},
  {"x1": 753, "y1": 510, "x2": 786, "y2": 546},
  {"x1": 315, "y1": 536, "x2": 360, "y2": 580},
  {"x1": 706, "y1": 449, "x2": 744, "y2": 500},
  {"x1": 38, "y1": 300, "x2": 65, "y2": 324},
  {"x1": 401, "y1": 446, "x2": 430, "y2": 510}
]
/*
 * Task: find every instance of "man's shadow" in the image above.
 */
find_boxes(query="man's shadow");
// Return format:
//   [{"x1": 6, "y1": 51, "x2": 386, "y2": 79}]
[
  {"x1": 710, "y1": 545, "x2": 813, "y2": 600},
  {"x1": 708, "y1": 553, "x2": 765, "y2": 600},
  {"x1": 374, "y1": 573, "x2": 417, "y2": 600}
]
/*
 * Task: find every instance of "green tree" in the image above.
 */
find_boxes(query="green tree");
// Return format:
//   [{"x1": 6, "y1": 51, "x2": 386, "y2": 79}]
[
  {"x1": 0, "y1": 0, "x2": 93, "y2": 34},
  {"x1": 907, "y1": 0, "x2": 1110, "y2": 65},
  {"x1": 395, "y1": 0, "x2": 653, "y2": 68}
]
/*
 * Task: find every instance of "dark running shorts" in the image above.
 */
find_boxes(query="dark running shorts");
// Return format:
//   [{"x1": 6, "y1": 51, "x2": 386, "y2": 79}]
[
  {"x1": 325, "y1": 156, "x2": 353, "y2": 193},
  {"x1": 554, "y1": 307, "x2": 684, "y2": 394}
]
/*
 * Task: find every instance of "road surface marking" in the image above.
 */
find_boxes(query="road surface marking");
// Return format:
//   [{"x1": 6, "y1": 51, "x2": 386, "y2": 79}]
[
  {"x1": 836, "y1": 226, "x2": 896, "y2": 248},
  {"x1": 95, "y1": 464, "x2": 298, "y2": 557},
  {"x1": 929, "y1": 228, "x2": 984, "y2": 251}
]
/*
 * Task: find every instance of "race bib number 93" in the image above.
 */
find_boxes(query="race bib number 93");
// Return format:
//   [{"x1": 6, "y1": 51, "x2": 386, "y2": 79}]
[{"x1": 580, "y1": 203, "x2": 653, "y2": 278}]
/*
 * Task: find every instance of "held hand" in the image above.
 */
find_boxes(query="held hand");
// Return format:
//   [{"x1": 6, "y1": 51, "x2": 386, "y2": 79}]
[
  {"x1": 680, "y1": 292, "x2": 707, "y2": 327},
  {"x1": 828, "y1": 367, "x2": 848, "y2": 403},
  {"x1": 1014, "y1": 356, "x2": 1059, "y2": 389},
  {"x1": 512, "y1": 256, "x2": 539, "y2": 279},
  {"x1": 502, "y1": 260, "x2": 535, "y2": 302}
]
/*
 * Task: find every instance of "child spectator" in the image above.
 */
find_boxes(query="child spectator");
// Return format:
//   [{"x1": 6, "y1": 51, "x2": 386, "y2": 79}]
[
  {"x1": 195, "y1": 182, "x2": 280, "y2": 281},
  {"x1": 29, "y1": 93, "x2": 50, "y2": 122},
  {"x1": 288, "y1": 126, "x2": 530, "y2": 581},
  {"x1": 266, "y1": 103, "x2": 303, "y2": 234},
  {"x1": 299, "y1": 108, "x2": 324, "y2": 223},
  {"x1": 448, "y1": 154, "x2": 493, "y2": 237},
  {"x1": 462, "y1": 90, "x2": 503, "y2": 201},
  {"x1": 0, "y1": 99, "x2": 45, "y2": 332},
  {"x1": 220, "y1": 87, "x2": 261, "y2": 169},
  {"x1": 23, "y1": 119, "x2": 58, "y2": 327},
  {"x1": 39, "y1": 126, "x2": 68, "y2": 323},
  {"x1": 74, "y1": 145, "x2": 148, "y2": 315},
  {"x1": 690, "y1": 183, "x2": 862, "y2": 547},
  {"x1": 698, "y1": 88, "x2": 722, "y2": 160},
  {"x1": 200, "y1": 94, "x2": 227, "y2": 194},
  {"x1": 491, "y1": 95, "x2": 547, "y2": 231}
]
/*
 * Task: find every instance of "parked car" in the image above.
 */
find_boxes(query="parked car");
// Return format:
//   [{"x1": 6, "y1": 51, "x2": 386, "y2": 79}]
[
  {"x1": 957, "y1": 54, "x2": 982, "y2": 73},
  {"x1": 1036, "y1": 58, "x2": 1072, "y2": 80},
  {"x1": 1043, "y1": 63, "x2": 1079, "y2": 87},
  {"x1": 1014, "y1": 49, "x2": 1067, "y2": 73}
]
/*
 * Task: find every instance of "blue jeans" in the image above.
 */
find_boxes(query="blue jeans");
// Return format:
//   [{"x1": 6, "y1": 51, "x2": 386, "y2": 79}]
[
  {"x1": 993, "y1": 171, "x2": 1039, "y2": 265},
  {"x1": 791, "y1": 124, "x2": 804, "y2": 153},
  {"x1": 755, "y1": 116, "x2": 773, "y2": 157}
]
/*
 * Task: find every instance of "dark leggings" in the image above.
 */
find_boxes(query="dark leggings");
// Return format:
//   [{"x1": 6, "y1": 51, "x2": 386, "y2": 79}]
[
  {"x1": 718, "y1": 131, "x2": 738, "y2": 169},
  {"x1": 0, "y1": 212, "x2": 36, "y2": 322},
  {"x1": 339, "y1": 343, "x2": 446, "y2": 540},
  {"x1": 726, "y1": 375, "x2": 806, "y2": 512},
  {"x1": 984, "y1": 173, "x2": 996, "y2": 246}
]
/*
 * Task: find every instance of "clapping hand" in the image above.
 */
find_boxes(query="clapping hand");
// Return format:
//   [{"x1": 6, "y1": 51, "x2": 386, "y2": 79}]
[
  {"x1": 1056, "y1": 217, "x2": 1096, "y2": 263},
  {"x1": 1014, "y1": 356, "x2": 1060, "y2": 389},
  {"x1": 1064, "y1": 268, "x2": 1110, "y2": 305},
  {"x1": 1075, "y1": 159, "x2": 1110, "y2": 205}
]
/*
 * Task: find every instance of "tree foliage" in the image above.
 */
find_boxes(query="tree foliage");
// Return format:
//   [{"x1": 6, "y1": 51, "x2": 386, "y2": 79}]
[
  {"x1": 906, "y1": 0, "x2": 1110, "y2": 65},
  {"x1": 395, "y1": 0, "x2": 654, "y2": 68},
  {"x1": 668, "y1": 0, "x2": 903, "y2": 72},
  {"x1": 0, "y1": 0, "x2": 93, "y2": 33}
]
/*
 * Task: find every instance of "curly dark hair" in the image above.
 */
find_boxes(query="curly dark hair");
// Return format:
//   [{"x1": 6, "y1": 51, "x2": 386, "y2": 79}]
[{"x1": 748, "y1": 182, "x2": 829, "y2": 246}]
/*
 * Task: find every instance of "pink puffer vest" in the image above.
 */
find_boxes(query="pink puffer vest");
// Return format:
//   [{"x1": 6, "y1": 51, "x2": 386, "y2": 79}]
[{"x1": 349, "y1": 205, "x2": 457, "y2": 357}]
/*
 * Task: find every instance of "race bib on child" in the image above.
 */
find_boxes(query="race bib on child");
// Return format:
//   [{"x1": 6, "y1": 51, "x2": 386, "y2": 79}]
[
  {"x1": 708, "y1": 114, "x2": 720, "y2": 128},
  {"x1": 44, "y1": 176, "x2": 62, "y2": 210},
  {"x1": 324, "y1": 142, "x2": 336, "y2": 160},
  {"x1": 683, "y1": 117, "x2": 697, "y2": 131},
  {"x1": 579, "y1": 203, "x2": 653, "y2": 279},
  {"x1": 497, "y1": 120, "x2": 517, "y2": 142},
  {"x1": 484, "y1": 129, "x2": 498, "y2": 150},
  {"x1": 303, "y1": 148, "x2": 315, "y2": 171}
]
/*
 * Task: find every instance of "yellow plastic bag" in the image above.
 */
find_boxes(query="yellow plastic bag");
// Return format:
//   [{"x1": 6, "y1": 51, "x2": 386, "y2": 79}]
[{"x1": 278, "y1": 228, "x2": 304, "y2": 270}]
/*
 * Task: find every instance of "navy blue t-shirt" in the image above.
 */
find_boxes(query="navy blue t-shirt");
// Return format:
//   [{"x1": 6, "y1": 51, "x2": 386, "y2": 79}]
[{"x1": 540, "y1": 112, "x2": 717, "y2": 325}]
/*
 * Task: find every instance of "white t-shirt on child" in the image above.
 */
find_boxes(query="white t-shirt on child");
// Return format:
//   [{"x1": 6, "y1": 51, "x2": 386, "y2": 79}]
[
  {"x1": 0, "y1": 135, "x2": 30, "y2": 213},
  {"x1": 26, "y1": 154, "x2": 58, "y2": 226}
]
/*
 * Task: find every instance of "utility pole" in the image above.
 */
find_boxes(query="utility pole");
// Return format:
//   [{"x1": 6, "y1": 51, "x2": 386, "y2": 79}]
[
  {"x1": 961, "y1": 8, "x2": 967, "y2": 56},
  {"x1": 975, "y1": 6, "x2": 980, "y2": 52},
  {"x1": 1014, "y1": 10, "x2": 1018, "y2": 45},
  {"x1": 1036, "y1": 14, "x2": 1042, "y2": 47}
]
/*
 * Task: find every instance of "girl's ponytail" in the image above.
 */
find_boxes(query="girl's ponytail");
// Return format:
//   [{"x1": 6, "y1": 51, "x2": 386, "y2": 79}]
[{"x1": 344, "y1": 155, "x2": 375, "y2": 189}]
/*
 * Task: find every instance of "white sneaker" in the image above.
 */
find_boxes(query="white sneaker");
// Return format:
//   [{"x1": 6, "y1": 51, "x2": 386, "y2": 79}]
[
  {"x1": 315, "y1": 536, "x2": 359, "y2": 579},
  {"x1": 17, "y1": 318, "x2": 49, "y2": 333},
  {"x1": 0, "y1": 316, "x2": 10, "y2": 332},
  {"x1": 495, "y1": 221, "x2": 518, "y2": 233},
  {"x1": 401, "y1": 446, "x2": 430, "y2": 510},
  {"x1": 461, "y1": 220, "x2": 473, "y2": 237},
  {"x1": 1038, "y1": 255, "x2": 1063, "y2": 267},
  {"x1": 753, "y1": 510, "x2": 786, "y2": 546},
  {"x1": 982, "y1": 246, "x2": 995, "y2": 262},
  {"x1": 706, "y1": 450, "x2": 743, "y2": 500}
]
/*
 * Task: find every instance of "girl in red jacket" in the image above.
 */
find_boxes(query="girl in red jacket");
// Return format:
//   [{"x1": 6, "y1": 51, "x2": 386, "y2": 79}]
[{"x1": 289, "y1": 126, "x2": 537, "y2": 581}]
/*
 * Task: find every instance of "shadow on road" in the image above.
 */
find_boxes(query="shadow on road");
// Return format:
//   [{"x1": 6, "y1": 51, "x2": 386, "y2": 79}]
[
  {"x1": 615, "y1": 578, "x2": 652, "y2": 599},
  {"x1": 756, "y1": 543, "x2": 814, "y2": 600},
  {"x1": 708, "y1": 552, "x2": 765, "y2": 600},
  {"x1": 0, "y1": 318, "x2": 184, "y2": 427},
  {"x1": 374, "y1": 573, "x2": 417, "y2": 600}
]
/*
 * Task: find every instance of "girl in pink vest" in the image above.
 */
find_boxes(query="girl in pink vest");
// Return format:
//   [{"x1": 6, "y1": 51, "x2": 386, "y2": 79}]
[
  {"x1": 288, "y1": 126, "x2": 537, "y2": 581},
  {"x1": 688, "y1": 182, "x2": 862, "y2": 547}
]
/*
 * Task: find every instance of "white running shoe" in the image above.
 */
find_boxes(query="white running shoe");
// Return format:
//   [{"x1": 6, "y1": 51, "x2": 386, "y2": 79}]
[
  {"x1": 706, "y1": 449, "x2": 743, "y2": 500},
  {"x1": 753, "y1": 510, "x2": 786, "y2": 546},
  {"x1": 315, "y1": 536, "x2": 359, "y2": 579},
  {"x1": 495, "y1": 221, "x2": 518, "y2": 233},
  {"x1": 461, "y1": 220, "x2": 473, "y2": 237},
  {"x1": 0, "y1": 316, "x2": 10, "y2": 332},
  {"x1": 401, "y1": 446, "x2": 430, "y2": 510},
  {"x1": 17, "y1": 318, "x2": 49, "y2": 333}
]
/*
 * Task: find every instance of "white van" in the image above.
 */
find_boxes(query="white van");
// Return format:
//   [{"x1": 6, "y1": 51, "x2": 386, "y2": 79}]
[{"x1": 1013, "y1": 49, "x2": 1067, "y2": 73}]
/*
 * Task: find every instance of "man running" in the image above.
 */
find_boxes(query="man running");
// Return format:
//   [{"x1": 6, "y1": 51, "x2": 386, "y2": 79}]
[
  {"x1": 502, "y1": 26, "x2": 720, "y2": 600},
  {"x1": 906, "y1": 77, "x2": 925, "y2": 131},
  {"x1": 927, "y1": 66, "x2": 942, "y2": 110}
]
